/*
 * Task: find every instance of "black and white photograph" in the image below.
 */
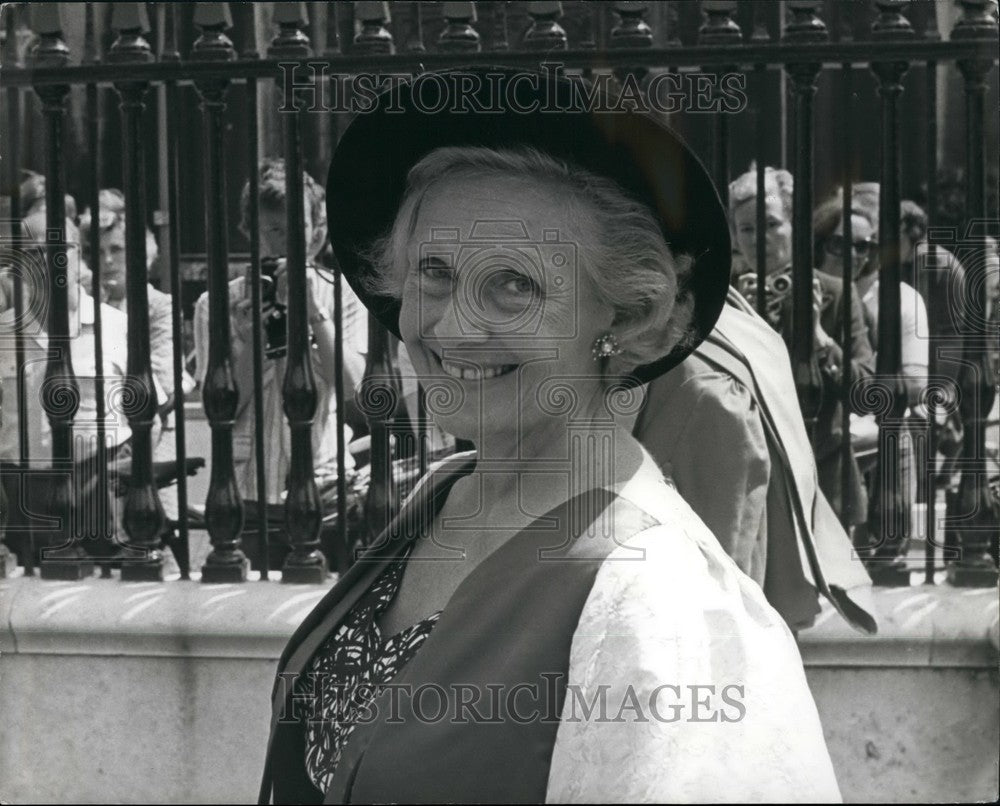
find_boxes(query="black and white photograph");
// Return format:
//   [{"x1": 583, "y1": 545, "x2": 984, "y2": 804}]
[{"x1": 0, "y1": 1, "x2": 998, "y2": 803}]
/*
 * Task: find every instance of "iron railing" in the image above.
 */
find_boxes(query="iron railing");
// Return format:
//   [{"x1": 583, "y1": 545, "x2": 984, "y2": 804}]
[{"x1": 0, "y1": 1, "x2": 997, "y2": 587}]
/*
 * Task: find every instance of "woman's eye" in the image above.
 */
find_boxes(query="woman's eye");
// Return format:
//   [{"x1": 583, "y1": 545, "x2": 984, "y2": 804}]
[
  {"x1": 417, "y1": 262, "x2": 452, "y2": 284},
  {"x1": 493, "y1": 271, "x2": 537, "y2": 296}
]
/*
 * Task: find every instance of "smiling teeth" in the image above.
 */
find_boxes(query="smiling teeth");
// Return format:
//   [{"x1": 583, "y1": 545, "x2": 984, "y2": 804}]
[{"x1": 440, "y1": 361, "x2": 516, "y2": 380}]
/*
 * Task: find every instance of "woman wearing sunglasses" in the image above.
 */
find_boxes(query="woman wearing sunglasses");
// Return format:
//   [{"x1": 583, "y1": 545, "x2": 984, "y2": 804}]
[
  {"x1": 814, "y1": 185, "x2": 929, "y2": 410},
  {"x1": 729, "y1": 166, "x2": 876, "y2": 528}
]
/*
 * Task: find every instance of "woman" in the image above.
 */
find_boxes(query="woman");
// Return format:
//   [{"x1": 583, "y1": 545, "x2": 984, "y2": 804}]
[
  {"x1": 260, "y1": 68, "x2": 840, "y2": 803},
  {"x1": 729, "y1": 165, "x2": 876, "y2": 527},
  {"x1": 813, "y1": 185, "x2": 929, "y2": 408}
]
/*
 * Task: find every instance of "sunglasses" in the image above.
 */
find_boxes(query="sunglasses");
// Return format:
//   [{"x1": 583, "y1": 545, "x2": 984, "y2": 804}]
[{"x1": 826, "y1": 235, "x2": 877, "y2": 258}]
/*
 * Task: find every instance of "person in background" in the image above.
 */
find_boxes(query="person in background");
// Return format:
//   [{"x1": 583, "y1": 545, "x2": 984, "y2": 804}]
[
  {"x1": 729, "y1": 164, "x2": 876, "y2": 529},
  {"x1": 0, "y1": 208, "x2": 160, "y2": 563},
  {"x1": 814, "y1": 184, "x2": 930, "y2": 566},
  {"x1": 78, "y1": 188, "x2": 194, "y2": 413},
  {"x1": 193, "y1": 159, "x2": 368, "y2": 504},
  {"x1": 1, "y1": 207, "x2": 138, "y2": 463},
  {"x1": 900, "y1": 199, "x2": 971, "y2": 461},
  {"x1": 814, "y1": 186, "x2": 929, "y2": 406}
]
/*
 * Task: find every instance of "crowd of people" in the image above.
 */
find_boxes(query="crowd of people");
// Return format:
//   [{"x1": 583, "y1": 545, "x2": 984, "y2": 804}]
[{"x1": 725, "y1": 163, "x2": 1000, "y2": 569}]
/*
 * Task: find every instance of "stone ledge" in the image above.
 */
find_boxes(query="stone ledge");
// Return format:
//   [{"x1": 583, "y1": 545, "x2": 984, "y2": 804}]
[
  {"x1": 799, "y1": 584, "x2": 1000, "y2": 668},
  {"x1": 0, "y1": 570, "x2": 334, "y2": 659},
  {"x1": 2, "y1": 574, "x2": 998, "y2": 667}
]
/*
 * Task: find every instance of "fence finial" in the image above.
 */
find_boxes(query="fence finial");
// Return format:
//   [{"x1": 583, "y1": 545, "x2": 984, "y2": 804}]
[
  {"x1": 524, "y1": 1, "x2": 567, "y2": 50},
  {"x1": 354, "y1": 1, "x2": 394, "y2": 54},
  {"x1": 192, "y1": 3, "x2": 236, "y2": 61},
  {"x1": 611, "y1": 2, "x2": 653, "y2": 48},
  {"x1": 952, "y1": 0, "x2": 1000, "y2": 38},
  {"x1": 871, "y1": 0, "x2": 915, "y2": 39},
  {"x1": 783, "y1": 0, "x2": 829, "y2": 42},
  {"x1": 270, "y1": 2, "x2": 312, "y2": 56},
  {"x1": 109, "y1": 3, "x2": 154, "y2": 63},
  {"x1": 700, "y1": 1, "x2": 742, "y2": 45},
  {"x1": 29, "y1": 3, "x2": 69, "y2": 68},
  {"x1": 440, "y1": 2, "x2": 481, "y2": 52}
]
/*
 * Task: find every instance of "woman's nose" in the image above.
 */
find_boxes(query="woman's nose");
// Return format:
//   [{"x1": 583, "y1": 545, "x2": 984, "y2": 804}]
[{"x1": 431, "y1": 292, "x2": 489, "y2": 343}]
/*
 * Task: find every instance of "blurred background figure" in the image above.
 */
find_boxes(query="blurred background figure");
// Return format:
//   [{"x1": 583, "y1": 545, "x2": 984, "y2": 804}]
[
  {"x1": 1, "y1": 206, "x2": 135, "y2": 463},
  {"x1": 813, "y1": 184, "x2": 930, "y2": 565},
  {"x1": 900, "y1": 198, "x2": 971, "y2": 463},
  {"x1": 193, "y1": 158, "x2": 368, "y2": 507},
  {"x1": 729, "y1": 164, "x2": 875, "y2": 529},
  {"x1": 78, "y1": 188, "x2": 194, "y2": 414},
  {"x1": 0, "y1": 206, "x2": 147, "y2": 564}
]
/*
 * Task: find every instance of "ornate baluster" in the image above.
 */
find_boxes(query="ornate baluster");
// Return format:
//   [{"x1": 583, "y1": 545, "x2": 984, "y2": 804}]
[
  {"x1": 839, "y1": 64, "x2": 856, "y2": 529},
  {"x1": 860, "y1": 0, "x2": 914, "y2": 585},
  {"x1": 609, "y1": 2, "x2": 652, "y2": 90},
  {"x1": 272, "y1": 0, "x2": 310, "y2": 54},
  {"x1": 700, "y1": 0, "x2": 741, "y2": 43},
  {"x1": 360, "y1": 326, "x2": 402, "y2": 547},
  {"x1": 610, "y1": 1, "x2": 653, "y2": 48},
  {"x1": 192, "y1": 3, "x2": 249, "y2": 583},
  {"x1": 106, "y1": 3, "x2": 167, "y2": 581},
  {"x1": 524, "y1": 1, "x2": 567, "y2": 50},
  {"x1": 0, "y1": 6, "x2": 20, "y2": 577},
  {"x1": 781, "y1": 2, "x2": 827, "y2": 446},
  {"x1": 268, "y1": 4, "x2": 327, "y2": 583},
  {"x1": 948, "y1": 0, "x2": 1000, "y2": 586},
  {"x1": 160, "y1": 3, "x2": 193, "y2": 579},
  {"x1": 784, "y1": 0, "x2": 828, "y2": 42},
  {"x1": 29, "y1": 4, "x2": 93, "y2": 580},
  {"x1": 439, "y1": 2, "x2": 481, "y2": 52},
  {"x1": 921, "y1": 1, "x2": 941, "y2": 585},
  {"x1": 84, "y1": 2, "x2": 111, "y2": 578},
  {"x1": 354, "y1": 1, "x2": 394, "y2": 54},
  {"x1": 0, "y1": 6, "x2": 24, "y2": 579},
  {"x1": 699, "y1": 2, "x2": 741, "y2": 204}
]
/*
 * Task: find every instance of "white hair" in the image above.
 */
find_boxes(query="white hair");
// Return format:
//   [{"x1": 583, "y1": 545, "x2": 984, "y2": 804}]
[{"x1": 363, "y1": 145, "x2": 696, "y2": 379}]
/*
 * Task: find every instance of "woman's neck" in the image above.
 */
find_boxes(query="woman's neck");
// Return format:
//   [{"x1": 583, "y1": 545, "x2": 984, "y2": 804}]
[{"x1": 449, "y1": 387, "x2": 644, "y2": 522}]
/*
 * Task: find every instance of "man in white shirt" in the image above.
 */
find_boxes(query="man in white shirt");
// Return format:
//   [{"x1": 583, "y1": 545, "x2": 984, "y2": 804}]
[{"x1": 0, "y1": 210, "x2": 143, "y2": 466}]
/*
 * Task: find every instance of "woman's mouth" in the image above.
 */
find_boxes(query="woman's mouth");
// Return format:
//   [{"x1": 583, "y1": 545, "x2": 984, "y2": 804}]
[{"x1": 438, "y1": 357, "x2": 518, "y2": 381}]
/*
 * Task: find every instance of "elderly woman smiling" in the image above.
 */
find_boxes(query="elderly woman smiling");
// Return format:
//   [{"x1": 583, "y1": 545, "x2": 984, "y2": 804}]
[{"x1": 260, "y1": 68, "x2": 840, "y2": 804}]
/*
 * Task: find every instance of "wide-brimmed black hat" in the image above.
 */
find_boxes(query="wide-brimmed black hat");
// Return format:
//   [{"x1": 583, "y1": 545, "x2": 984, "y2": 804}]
[{"x1": 327, "y1": 66, "x2": 731, "y2": 386}]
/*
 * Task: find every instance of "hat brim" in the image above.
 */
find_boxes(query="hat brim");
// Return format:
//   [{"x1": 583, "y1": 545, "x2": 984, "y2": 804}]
[{"x1": 327, "y1": 66, "x2": 731, "y2": 387}]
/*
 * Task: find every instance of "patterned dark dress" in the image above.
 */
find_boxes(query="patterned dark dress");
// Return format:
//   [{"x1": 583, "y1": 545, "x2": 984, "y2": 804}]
[{"x1": 300, "y1": 550, "x2": 440, "y2": 793}]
